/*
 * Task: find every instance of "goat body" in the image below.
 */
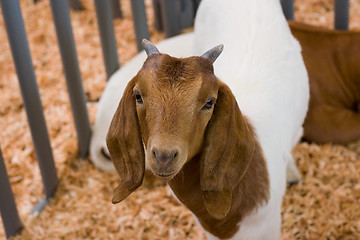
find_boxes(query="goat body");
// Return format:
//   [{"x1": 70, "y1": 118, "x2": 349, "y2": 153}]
[
  {"x1": 99, "y1": 0, "x2": 309, "y2": 239},
  {"x1": 289, "y1": 21, "x2": 360, "y2": 144}
]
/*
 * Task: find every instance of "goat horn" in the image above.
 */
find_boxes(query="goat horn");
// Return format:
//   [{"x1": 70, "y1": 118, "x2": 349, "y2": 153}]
[
  {"x1": 142, "y1": 39, "x2": 160, "y2": 56},
  {"x1": 201, "y1": 44, "x2": 224, "y2": 63}
]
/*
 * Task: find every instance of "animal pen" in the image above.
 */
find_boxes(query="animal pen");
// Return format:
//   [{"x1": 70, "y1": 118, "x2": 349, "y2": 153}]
[{"x1": 0, "y1": 0, "x2": 359, "y2": 239}]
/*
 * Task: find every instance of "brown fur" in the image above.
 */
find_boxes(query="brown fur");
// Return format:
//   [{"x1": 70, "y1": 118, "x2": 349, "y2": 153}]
[
  {"x1": 289, "y1": 21, "x2": 360, "y2": 144},
  {"x1": 168, "y1": 112, "x2": 269, "y2": 239},
  {"x1": 106, "y1": 78, "x2": 145, "y2": 203},
  {"x1": 106, "y1": 53, "x2": 269, "y2": 239}
]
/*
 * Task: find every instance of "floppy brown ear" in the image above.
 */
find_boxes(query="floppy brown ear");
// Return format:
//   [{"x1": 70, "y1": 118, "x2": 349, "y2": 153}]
[
  {"x1": 106, "y1": 78, "x2": 145, "y2": 204},
  {"x1": 200, "y1": 82, "x2": 255, "y2": 219}
]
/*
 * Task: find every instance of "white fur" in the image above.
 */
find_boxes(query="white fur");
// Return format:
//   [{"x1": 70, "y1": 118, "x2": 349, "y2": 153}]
[
  {"x1": 90, "y1": 33, "x2": 194, "y2": 171},
  {"x1": 193, "y1": 0, "x2": 309, "y2": 239}
]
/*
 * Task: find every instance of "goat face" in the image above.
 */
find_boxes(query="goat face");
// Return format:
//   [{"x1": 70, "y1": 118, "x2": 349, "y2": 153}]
[
  {"x1": 106, "y1": 42, "x2": 224, "y2": 204},
  {"x1": 134, "y1": 54, "x2": 219, "y2": 180},
  {"x1": 107, "y1": 42, "x2": 257, "y2": 219}
]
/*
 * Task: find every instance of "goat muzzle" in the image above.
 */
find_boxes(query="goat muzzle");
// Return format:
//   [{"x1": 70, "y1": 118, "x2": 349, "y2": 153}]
[
  {"x1": 147, "y1": 144, "x2": 185, "y2": 180},
  {"x1": 152, "y1": 148, "x2": 178, "y2": 168}
]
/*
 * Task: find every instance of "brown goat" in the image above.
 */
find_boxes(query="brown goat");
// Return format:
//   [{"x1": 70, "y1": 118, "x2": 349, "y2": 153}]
[
  {"x1": 106, "y1": 42, "x2": 269, "y2": 239},
  {"x1": 289, "y1": 21, "x2": 360, "y2": 144}
]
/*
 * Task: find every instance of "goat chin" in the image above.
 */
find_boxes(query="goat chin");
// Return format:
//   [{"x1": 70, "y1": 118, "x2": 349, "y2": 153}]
[{"x1": 90, "y1": 33, "x2": 194, "y2": 172}]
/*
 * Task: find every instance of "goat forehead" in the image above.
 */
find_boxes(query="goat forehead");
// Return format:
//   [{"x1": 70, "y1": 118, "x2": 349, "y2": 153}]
[
  {"x1": 156, "y1": 59, "x2": 197, "y2": 86},
  {"x1": 138, "y1": 54, "x2": 218, "y2": 106},
  {"x1": 142, "y1": 54, "x2": 212, "y2": 84},
  {"x1": 149, "y1": 78, "x2": 203, "y2": 111}
]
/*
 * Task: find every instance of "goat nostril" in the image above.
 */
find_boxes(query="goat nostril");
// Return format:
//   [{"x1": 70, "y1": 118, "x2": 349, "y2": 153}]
[{"x1": 152, "y1": 149, "x2": 178, "y2": 167}]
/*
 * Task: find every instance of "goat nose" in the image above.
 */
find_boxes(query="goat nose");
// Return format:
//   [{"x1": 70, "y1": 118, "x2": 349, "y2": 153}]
[{"x1": 153, "y1": 149, "x2": 178, "y2": 167}]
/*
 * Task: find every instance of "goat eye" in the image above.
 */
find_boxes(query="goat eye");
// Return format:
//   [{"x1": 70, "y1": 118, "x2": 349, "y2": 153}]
[
  {"x1": 135, "y1": 92, "x2": 143, "y2": 104},
  {"x1": 202, "y1": 99, "x2": 214, "y2": 110}
]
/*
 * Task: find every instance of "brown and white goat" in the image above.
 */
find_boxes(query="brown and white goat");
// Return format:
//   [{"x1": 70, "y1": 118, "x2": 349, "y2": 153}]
[
  {"x1": 290, "y1": 21, "x2": 360, "y2": 144},
  {"x1": 107, "y1": 39, "x2": 307, "y2": 240},
  {"x1": 106, "y1": 0, "x2": 309, "y2": 239},
  {"x1": 107, "y1": 41, "x2": 269, "y2": 239}
]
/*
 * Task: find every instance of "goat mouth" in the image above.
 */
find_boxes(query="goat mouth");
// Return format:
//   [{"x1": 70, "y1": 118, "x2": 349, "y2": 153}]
[{"x1": 153, "y1": 171, "x2": 178, "y2": 180}]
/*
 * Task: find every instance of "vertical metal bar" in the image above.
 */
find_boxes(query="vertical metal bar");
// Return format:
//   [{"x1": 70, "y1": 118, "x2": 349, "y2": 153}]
[
  {"x1": 178, "y1": 0, "x2": 194, "y2": 30},
  {"x1": 280, "y1": 0, "x2": 294, "y2": 20},
  {"x1": 94, "y1": 0, "x2": 120, "y2": 78},
  {"x1": 0, "y1": 0, "x2": 58, "y2": 199},
  {"x1": 130, "y1": 0, "x2": 150, "y2": 51},
  {"x1": 68, "y1": 0, "x2": 84, "y2": 11},
  {"x1": 159, "y1": 0, "x2": 179, "y2": 38},
  {"x1": 152, "y1": 0, "x2": 163, "y2": 31},
  {"x1": 334, "y1": 0, "x2": 349, "y2": 30},
  {"x1": 111, "y1": 0, "x2": 123, "y2": 19},
  {"x1": 192, "y1": 0, "x2": 202, "y2": 15},
  {"x1": 0, "y1": 147, "x2": 23, "y2": 238},
  {"x1": 49, "y1": 0, "x2": 92, "y2": 158}
]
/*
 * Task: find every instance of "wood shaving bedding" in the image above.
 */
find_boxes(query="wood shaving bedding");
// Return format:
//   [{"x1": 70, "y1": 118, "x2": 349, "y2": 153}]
[{"x1": 0, "y1": 0, "x2": 359, "y2": 239}]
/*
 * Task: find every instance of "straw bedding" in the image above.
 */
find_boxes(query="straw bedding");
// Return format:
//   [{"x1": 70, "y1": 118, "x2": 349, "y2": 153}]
[{"x1": 0, "y1": 0, "x2": 359, "y2": 239}]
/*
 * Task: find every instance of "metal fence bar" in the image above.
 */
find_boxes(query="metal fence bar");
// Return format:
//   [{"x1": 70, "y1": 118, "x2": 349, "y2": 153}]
[
  {"x1": 1, "y1": 0, "x2": 58, "y2": 203},
  {"x1": 153, "y1": 0, "x2": 195, "y2": 37},
  {"x1": 192, "y1": 0, "x2": 201, "y2": 14},
  {"x1": 0, "y1": 147, "x2": 23, "y2": 238},
  {"x1": 178, "y1": 0, "x2": 195, "y2": 30},
  {"x1": 49, "y1": 0, "x2": 92, "y2": 158},
  {"x1": 159, "y1": 0, "x2": 179, "y2": 37},
  {"x1": 68, "y1": 0, "x2": 84, "y2": 11},
  {"x1": 152, "y1": 0, "x2": 163, "y2": 31},
  {"x1": 111, "y1": 0, "x2": 123, "y2": 19},
  {"x1": 0, "y1": 0, "x2": 59, "y2": 199},
  {"x1": 280, "y1": 0, "x2": 294, "y2": 20},
  {"x1": 94, "y1": 0, "x2": 120, "y2": 78},
  {"x1": 130, "y1": 0, "x2": 150, "y2": 51},
  {"x1": 334, "y1": 0, "x2": 349, "y2": 30}
]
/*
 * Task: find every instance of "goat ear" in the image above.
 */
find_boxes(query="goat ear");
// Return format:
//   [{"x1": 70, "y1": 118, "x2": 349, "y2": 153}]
[
  {"x1": 106, "y1": 78, "x2": 145, "y2": 204},
  {"x1": 200, "y1": 82, "x2": 255, "y2": 219}
]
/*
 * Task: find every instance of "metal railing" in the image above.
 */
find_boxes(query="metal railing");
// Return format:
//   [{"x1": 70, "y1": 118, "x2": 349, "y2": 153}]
[
  {"x1": 0, "y1": 0, "x2": 352, "y2": 238},
  {"x1": 0, "y1": 0, "x2": 127, "y2": 238},
  {"x1": 0, "y1": 147, "x2": 23, "y2": 238}
]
